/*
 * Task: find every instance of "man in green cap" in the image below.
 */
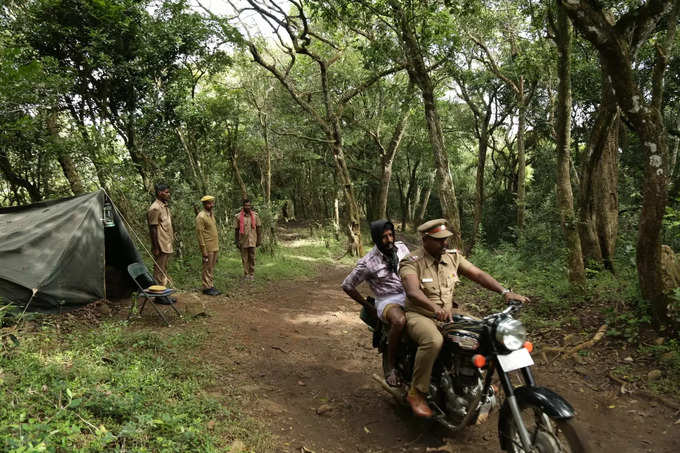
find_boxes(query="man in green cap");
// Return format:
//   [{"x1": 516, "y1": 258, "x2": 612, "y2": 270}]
[
  {"x1": 196, "y1": 195, "x2": 220, "y2": 296},
  {"x1": 399, "y1": 218, "x2": 530, "y2": 418}
]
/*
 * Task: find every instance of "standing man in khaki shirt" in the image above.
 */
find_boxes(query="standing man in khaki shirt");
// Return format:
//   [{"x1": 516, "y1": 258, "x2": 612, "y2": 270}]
[
  {"x1": 147, "y1": 183, "x2": 174, "y2": 288},
  {"x1": 399, "y1": 219, "x2": 530, "y2": 418},
  {"x1": 196, "y1": 195, "x2": 221, "y2": 296},
  {"x1": 234, "y1": 198, "x2": 262, "y2": 280}
]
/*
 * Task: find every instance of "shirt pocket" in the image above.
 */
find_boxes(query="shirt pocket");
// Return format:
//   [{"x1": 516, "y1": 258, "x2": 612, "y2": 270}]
[
  {"x1": 445, "y1": 273, "x2": 459, "y2": 288},
  {"x1": 420, "y1": 280, "x2": 440, "y2": 298}
]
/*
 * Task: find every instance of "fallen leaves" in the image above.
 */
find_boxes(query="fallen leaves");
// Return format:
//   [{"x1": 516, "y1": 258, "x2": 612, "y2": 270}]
[{"x1": 315, "y1": 404, "x2": 332, "y2": 415}]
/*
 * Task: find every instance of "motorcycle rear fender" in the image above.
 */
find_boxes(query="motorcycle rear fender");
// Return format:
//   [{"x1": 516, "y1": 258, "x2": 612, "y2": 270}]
[{"x1": 498, "y1": 386, "x2": 575, "y2": 451}]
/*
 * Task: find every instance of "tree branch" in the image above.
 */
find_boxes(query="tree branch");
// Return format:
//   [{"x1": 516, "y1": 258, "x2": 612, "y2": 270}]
[{"x1": 468, "y1": 33, "x2": 520, "y2": 94}]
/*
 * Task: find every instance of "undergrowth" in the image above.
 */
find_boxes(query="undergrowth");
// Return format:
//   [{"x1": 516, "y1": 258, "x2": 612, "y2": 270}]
[
  {"x1": 0, "y1": 321, "x2": 270, "y2": 452},
  {"x1": 469, "y1": 240, "x2": 680, "y2": 396}
]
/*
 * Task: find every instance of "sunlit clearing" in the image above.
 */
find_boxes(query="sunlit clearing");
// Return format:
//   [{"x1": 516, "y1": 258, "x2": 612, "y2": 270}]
[
  {"x1": 284, "y1": 254, "x2": 325, "y2": 262},
  {"x1": 286, "y1": 238, "x2": 324, "y2": 248},
  {"x1": 284, "y1": 312, "x2": 364, "y2": 327}
]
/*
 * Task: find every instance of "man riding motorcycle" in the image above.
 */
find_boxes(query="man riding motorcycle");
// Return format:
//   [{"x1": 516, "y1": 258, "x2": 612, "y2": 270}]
[
  {"x1": 399, "y1": 218, "x2": 530, "y2": 418},
  {"x1": 342, "y1": 219, "x2": 410, "y2": 387}
]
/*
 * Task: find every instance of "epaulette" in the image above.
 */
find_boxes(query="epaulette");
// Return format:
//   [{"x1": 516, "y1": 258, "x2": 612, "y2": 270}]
[
  {"x1": 404, "y1": 254, "x2": 420, "y2": 262},
  {"x1": 444, "y1": 249, "x2": 458, "y2": 254}
]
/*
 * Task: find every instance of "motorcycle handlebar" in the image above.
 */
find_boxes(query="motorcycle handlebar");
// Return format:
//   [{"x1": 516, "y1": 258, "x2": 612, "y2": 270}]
[
  {"x1": 434, "y1": 300, "x2": 523, "y2": 328},
  {"x1": 502, "y1": 300, "x2": 522, "y2": 315}
]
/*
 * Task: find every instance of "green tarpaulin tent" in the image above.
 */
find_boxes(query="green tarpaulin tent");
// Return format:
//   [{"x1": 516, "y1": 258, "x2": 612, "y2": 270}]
[{"x1": 0, "y1": 190, "x2": 143, "y2": 312}]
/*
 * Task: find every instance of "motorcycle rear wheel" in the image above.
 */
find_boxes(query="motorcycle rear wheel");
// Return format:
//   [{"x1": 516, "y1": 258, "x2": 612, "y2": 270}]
[{"x1": 503, "y1": 403, "x2": 588, "y2": 453}]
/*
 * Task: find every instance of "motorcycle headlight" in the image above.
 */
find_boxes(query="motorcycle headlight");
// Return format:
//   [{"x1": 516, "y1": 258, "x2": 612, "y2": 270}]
[{"x1": 495, "y1": 318, "x2": 526, "y2": 351}]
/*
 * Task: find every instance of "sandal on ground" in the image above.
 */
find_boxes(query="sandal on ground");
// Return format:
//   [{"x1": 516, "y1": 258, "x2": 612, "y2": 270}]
[{"x1": 385, "y1": 369, "x2": 402, "y2": 387}]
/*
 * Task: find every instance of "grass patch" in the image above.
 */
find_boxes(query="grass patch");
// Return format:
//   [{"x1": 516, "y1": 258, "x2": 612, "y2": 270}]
[{"x1": 0, "y1": 322, "x2": 270, "y2": 452}]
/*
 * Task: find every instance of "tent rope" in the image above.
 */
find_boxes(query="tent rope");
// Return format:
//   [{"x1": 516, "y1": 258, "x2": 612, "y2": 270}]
[
  {"x1": 20, "y1": 288, "x2": 38, "y2": 318},
  {"x1": 103, "y1": 189, "x2": 173, "y2": 287}
]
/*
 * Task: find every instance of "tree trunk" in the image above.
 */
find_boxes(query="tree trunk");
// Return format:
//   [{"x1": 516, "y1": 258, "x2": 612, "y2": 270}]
[
  {"x1": 420, "y1": 83, "x2": 463, "y2": 249},
  {"x1": 377, "y1": 86, "x2": 412, "y2": 219},
  {"x1": 578, "y1": 68, "x2": 619, "y2": 271},
  {"x1": 516, "y1": 90, "x2": 526, "y2": 231},
  {"x1": 0, "y1": 152, "x2": 42, "y2": 202},
  {"x1": 331, "y1": 126, "x2": 363, "y2": 256},
  {"x1": 396, "y1": 174, "x2": 408, "y2": 231},
  {"x1": 562, "y1": 0, "x2": 678, "y2": 327},
  {"x1": 57, "y1": 154, "x2": 86, "y2": 196},
  {"x1": 176, "y1": 127, "x2": 207, "y2": 195},
  {"x1": 68, "y1": 100, "x2": 109, "y2": 191},
  {"x1": 264, "y1": 131, "x2": 272, "y2": 207},
  {"x1": 258, "y1": 111, "x2": 272, "y2": 206},
  {"x1": 125, "y1": 90, "x2": 153, "y2": 193},
  {"x1": 416, "y1": 171, "x2": 435, "y2": 227},
  {"x1": 392, "y1": 1, "x2": 462, "y2": 248},
  {"x1": 669, "y1": 115, "x2": 680, "y2": 183},
  {"x1": 409, "y1": 185, "x2": 422, "y2": 223},
  {"x1": 334, "y1": 197, "x2": 340, "y2": 237},
  {"x1": 47, "y1": 111, "x2": 86, "y2": 196},
  {"x1": 555, "y1": 4, "x2": 585, "y2": 285},
  {"x1": 231, "y1": 151, "x2": 248, "y2": 200},
  {"x1": 472, "y1": 122, "x2": 489, "y2": 252},
  {"x1": 377, "y1": 165, "x2": 392, "y2": 219},
  {"x1": 636, "y1": 128, "x2": 668, "y2": 325}
]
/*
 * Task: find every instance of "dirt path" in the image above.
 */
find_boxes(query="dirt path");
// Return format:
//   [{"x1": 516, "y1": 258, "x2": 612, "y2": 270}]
[{"x1": 167, "y1": 261, "x2": 678, "y2": 453}]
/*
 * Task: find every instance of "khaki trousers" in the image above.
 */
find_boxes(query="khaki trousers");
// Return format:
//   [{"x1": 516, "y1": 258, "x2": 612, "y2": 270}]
[
  {"x1": 153, "y1": 252, "x2": 171, "y2": 286},
  {"x1": 240, "y1": 246, "x2": 256, "y2": 276},
  {"x1": 201, "y1": 251, "x2": 218, "y2": 289},
  {"x1": 405, "y1": 311, "x2": 444, "y2": 394}
]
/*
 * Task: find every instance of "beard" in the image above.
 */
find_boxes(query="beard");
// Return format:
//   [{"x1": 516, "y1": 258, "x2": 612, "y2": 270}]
[{"x1": 380, "y1": 242, "x2": 399, "y2": 274}]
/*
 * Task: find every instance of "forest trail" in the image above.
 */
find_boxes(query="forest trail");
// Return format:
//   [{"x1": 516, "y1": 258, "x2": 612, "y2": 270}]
[{"x1": 165, "y1": 242, "x2": 679, "y2": 453}]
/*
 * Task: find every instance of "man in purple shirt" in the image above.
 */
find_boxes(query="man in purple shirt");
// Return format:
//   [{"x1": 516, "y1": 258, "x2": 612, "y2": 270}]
[{"x1": 342, "y1": 219, "x2": 410, "y2": 387}]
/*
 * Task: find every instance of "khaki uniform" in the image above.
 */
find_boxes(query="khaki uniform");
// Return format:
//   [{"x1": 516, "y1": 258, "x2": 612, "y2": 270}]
[
  {"x1": 234, "y1": 211, "x2": 261, "y2": 276},
  {"x1": 147, "y1": 199, "x2": 174, "y2": 286},
  {"x1": 399, "y1": 247, "x2": 471, "y2": 393},
  {"x1": 196, "y1": 209, "x2": 219, "y2": 289}
]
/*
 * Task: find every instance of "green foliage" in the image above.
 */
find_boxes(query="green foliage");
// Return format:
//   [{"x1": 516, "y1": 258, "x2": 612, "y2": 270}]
[
  {"x1": 0, "y1": 322, "x2": 269, "y2": 451},
  {"x1": 469, "y1": 241, "x2": 572, "y2": 321},
  {"x1": 469, "y1": 238, "x2": 643, "y2": 334},
  {"x1": 667, "y1": 287, "x2": 680, "y2": 326},
  {"x1": 640, "y1": 339, "x2": 680, "y2": 395},
  {"x1": 663, "y1": 199, "x2": 680, "y2": 252},
  {"x1": 604, "y1": 304, "x2": 652, "y2": 343}
]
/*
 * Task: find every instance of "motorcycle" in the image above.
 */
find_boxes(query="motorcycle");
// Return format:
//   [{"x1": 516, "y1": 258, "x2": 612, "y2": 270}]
[{"x1": 361, "y1": 299, "x2": 588, "y2": 452}]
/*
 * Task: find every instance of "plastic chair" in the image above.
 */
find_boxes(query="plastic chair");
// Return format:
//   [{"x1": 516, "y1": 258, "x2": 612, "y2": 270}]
[{"x1": 127, "y1": 262, "x2": 180, "y2": 326}]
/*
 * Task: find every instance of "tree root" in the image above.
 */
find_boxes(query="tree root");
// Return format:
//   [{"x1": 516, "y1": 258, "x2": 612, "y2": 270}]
[
  {"x1": 541, "y1": 324, "x2": 607, "y2": 358},
  {"x1": 372, "y1": 373, "x2": 408, "y2": 406},
  {"x1": 607, "y1": 371, "x2": 680, "y2": 411}
]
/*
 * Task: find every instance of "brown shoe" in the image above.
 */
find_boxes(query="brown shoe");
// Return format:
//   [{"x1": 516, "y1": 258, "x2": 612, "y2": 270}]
[{"x1": 406, "y1": 390, "x2": 433, "y2": 418}]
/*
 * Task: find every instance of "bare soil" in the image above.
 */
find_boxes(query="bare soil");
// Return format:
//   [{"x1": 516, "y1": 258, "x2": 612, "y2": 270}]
[{"x1": 128, "y1": 251, "x2": 679, "y2": 452}]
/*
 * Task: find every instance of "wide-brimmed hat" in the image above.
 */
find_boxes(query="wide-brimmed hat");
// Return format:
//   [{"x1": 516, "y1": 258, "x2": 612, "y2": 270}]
[
  {"x1": 200, "y1": 195, "x2": 215, "y2": 202},
  {"x1": 417, "y1": 218, "x2": 453, "y2": 238}
]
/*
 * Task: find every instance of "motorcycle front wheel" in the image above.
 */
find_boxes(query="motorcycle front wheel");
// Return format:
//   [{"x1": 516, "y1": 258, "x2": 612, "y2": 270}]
[{"x1": 502, "y1": 403, "x2": 588, "y2": 453}]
